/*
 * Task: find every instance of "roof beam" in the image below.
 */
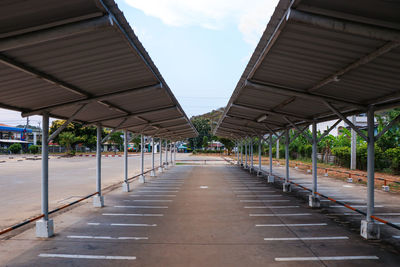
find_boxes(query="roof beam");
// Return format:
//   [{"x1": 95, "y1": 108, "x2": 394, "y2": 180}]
[
  {"x1": 288, "y1": 9, "x2": 400, "y2": 42},
  {"x1": 0, "y1": 16, "x2": 113, "y2": 51},
  {"x1": 245, "y1": 80, "x2": 366, "y2": 109},
  {"x1": 86, "y1": 106, "x2": 178, "y2": 124},
  {"x1": 226, "y1": 114, "x2": 285, "y2": 128},
  {"x1": 117, "y1": 116, "x2": 183, "y2": 130},
  {"x1": 21, "y1": 83, "x2": 162, "y2": 117},
  {"x1": 231, "y1": 103, "x2": 311, "y2": 121}
]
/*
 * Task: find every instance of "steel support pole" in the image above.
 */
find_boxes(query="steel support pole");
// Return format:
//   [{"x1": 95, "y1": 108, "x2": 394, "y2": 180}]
[
  {"x1": 122, "y1": 129, "x2": 130, "y2": 191},
  {"x1": 159, "y1": 139, "x2": 163, "y2": 173},
  {"x1": 351, "y1": 115, "x2": 357, "y2": 170},
  {"x1": 139, "y1": 135, "x2": 145, "y2": 183},
  {"x1": 93, "y1": 124, "x2": 104, "y2": 207},
  {"x1": 174, "y1": 142, "x2": 177, "y2": 162},
  {"x1": 245, "y1": 139, "x2": 248, "y2": 169},
  {"x1": 240, "y1": 141, "x2": 244, "y2": 166},
  {"x1": 283, "y1": 129, "x2": 291, "y2": 192},
  {"x1": 361, "y1": 106, "x2": 380, "y2": 239},
  {"x1": 36, "y1": 112, "x2": 54, "y2": 237},
  {"x1": 309, "y1": 121, "x2": 320, "y2": 207},
  {"x1": 258, "y1": 137, "x2": 262, "y2": 176},
  {"x1": 276, "y1": 138, "x2": 280, "y2": 165},
  {"x1": 150, "y1": 137, "x2": 156, "y2": 177},
  {"x1": 250, "y1": 139, "x2": 254, "y2": 172},
  {"x1": 268, "y1": 133, "x2": 274, "y2": 183},
  {"x1": 165, "y1": 141, "x2": 168, "y2": 169}
]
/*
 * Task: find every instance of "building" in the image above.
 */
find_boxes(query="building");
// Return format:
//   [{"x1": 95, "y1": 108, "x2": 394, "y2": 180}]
[{"x1": 0, "y1": 123, "x2": 33, "y2": 152}]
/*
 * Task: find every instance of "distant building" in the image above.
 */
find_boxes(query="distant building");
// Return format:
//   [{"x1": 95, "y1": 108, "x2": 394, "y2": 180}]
[
  {"x1": 0, "y1": 123, "x2": 33, "y2": 151},
  {"x1": 207, "y1": 141, "x2": 224, "y2": 151}
]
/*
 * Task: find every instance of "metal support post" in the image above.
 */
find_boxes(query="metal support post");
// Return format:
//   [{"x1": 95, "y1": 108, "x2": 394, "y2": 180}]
[
  {"x1": 283, "y1": 129, "x2": 291, "y2": 192},
  {"x1": 250, "y1": 139, "x2": 254, "y2": 172},
  {"x1": 164, "y1": 141, "x2": 168, "y2": 170},
  {"x1": 361, "y1": 106, "x2": 380, "y2": 239},
  {"x1": 36, "y1": 112, "x2": 54, "y2": 237},
  {"x1": 174, "y1": 142, "x2": 177, "y2": 162},
  {"x1": 150, "y1": 137, "x2": 156, "y2": 177},
  {"x1": 268, "y1": 133, "x2": 274, "y2": 183},
  {"x1": 240, "y1": 141, "x2": 244, "y2": 166},
  {"x1": 257, "y1": 137, "x2": 262, "y2": 176},
  {"x1": 351, "y1": 115, "x2": 357, "y2": 170},
  {"x1": 309, "y1": 121, "x2": 320, "y2": 208},
  {"x1": 244, "y1": 139, "x2": 248, "y2": 169},
  {"x1": 276, "y1": 138, "x2": 280, "y2": 165},
  {"x1": 122, "y1": 129, "x2": 130, "y2": 192},
  {"x1": 139, "y1": 134, "x2": 146, "y2": 183},
  {"x1": 93, "y1": 124, "x2": 104, "y2": 207},
  {"x1": 158, "y1": 139, "x2": 163, "y2": 173}
]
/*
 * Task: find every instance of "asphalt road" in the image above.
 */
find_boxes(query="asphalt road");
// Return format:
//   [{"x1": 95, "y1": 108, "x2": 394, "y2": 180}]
[
  {"x1": 2, "y1": 164, "x2": 400, "y2": 266},
  {"x1": 0, "y1": 153, "x2": 160, "y2": 229}
]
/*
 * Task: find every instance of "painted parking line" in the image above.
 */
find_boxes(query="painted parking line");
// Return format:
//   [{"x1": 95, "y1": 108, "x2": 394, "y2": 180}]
[
  {"x1": 236, "y1": 195, "x2": 282, "y2": 198},
  {"x1": 102, "y1": 213, "x2": 163, "y2": 216},
  {"x1": 67, "y1": 235, "x2": 148, "y2": 240},
  {"x1": 274, "y1": 256, "x2": 379, "y2": 262},
  {"x1": 250, "y1": 213, "x2": 312, "y2": 217},
  {"x1": 264, "y1": 236, "x2": 348, "y2": 241},
  {"x1": 38, "y1": 253, "x2": 136, "y2": 260},
  {"x1": 124, "y1": 200, "x2": 173, "y2": 202},
  {"x1": 328, "y1": 213, "x2": 400, "y2": 216},
  {"x1": 114, "y1": 206, "x2": 168, "y2": 208},
  {"x1": 393, "y1": 236, "x2": 400, "y2": 238},
  {"x1": 234, "y1": 191, "x2": 275, "y2": 193},
  {"x1": 244, "y1": 206, "x2": 299, "y2": 209},
  {"x1": 256, "y1": 223, "x2": 327, "y2": 227},
  {"x1": 88, "y1": 222, "x2": 157, "y2": 227},
  {"x1": 130, "y1": 195, "x2": 176, "y2": 197},
  {"x1": 137, "y1": 191, "x2": 178, "y2": 193},
  {"x1": 240, "y1": 200, "x2": 290, "y2": 202}
]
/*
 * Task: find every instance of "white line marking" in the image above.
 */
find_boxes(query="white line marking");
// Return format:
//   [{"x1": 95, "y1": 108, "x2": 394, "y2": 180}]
[
  {"x1": 240, "y1": 200, "x2": 290, "y2": 202},
  {"x1": 137, "y1": 191, "x2": 178, "y2": 193},
  {"x1": 250, "y1": 213, "x2": 311, "y2": 217},
  {"x1": 256, "y1": 223, "x2": 327, "y2": 227},
  {"x1": 274, "y1": 256, "x2": 379, "y2": 261},
  {"x1": 38, "y1": 253, "x2": 136, "y2": 260},
  {"x1": 111, "y1": 223, "x2": 157, "y2": 227},
  {"x1": 264, "y1": 236, "x2": 348, "y2": 241},
  {"x1": 130, "y1": 195, "x2": 176, "y2": 197},
  {"x1": 114, "y1": 206, "x2": 168, "y2": 208},
  {"x1": 200, "y1": 186, "x2": 208, "y2": 189},
  {"x1": 393, "y1": 236, "x2": 400, "y2": 238},
  {"x1": 87, "y1": 223, "x2": 100, "y2": 225},
  {"x1": 244, "y1": 206, "x2": 299, "y2": 209},
  {"x1": 234, "y1": 191, "x2": 275, "y2": 193},
  {"x1": 328, "y1": 213, "x2": 400, "y2": 216},
  {"x1": 102, "y1": 213, "x2": 163, "y2": 216},
  {"x1": 126, "y1": 200, "x2": 172, "y2": 202},
  {"x1": 67, "y1": 235, "x2": 148, "y2": 240},
  {"x1": 236, "y1": 195, "x2": 282, "y2": 197}
]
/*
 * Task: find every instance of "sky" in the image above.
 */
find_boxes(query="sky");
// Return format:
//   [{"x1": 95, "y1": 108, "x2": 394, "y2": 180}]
[{"x1": 0, "y1": 0, "x2": 279, "y2": 127}]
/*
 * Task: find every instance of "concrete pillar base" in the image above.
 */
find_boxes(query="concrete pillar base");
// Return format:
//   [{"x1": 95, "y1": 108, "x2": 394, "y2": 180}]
[
  {"x1": 308, "y1": 195, "x2": 321, "y2": 208},
  {"x1": 164, "y1": 164, "x2": 169, "y2": 170},
  {"x1": 347, "y1": 178, "x2": 353, "y2": 183},
  {"x1": 382, "y1": 185, "x2": 389, "y2": 192},
  {"x1": 324, "y1": 173, "x2": 329, "y2": 177},
  {"x1": 36, "y1": 218, "x2": 54, "y2": 238},
  {"x1": 93, "y1": 195, "x2": 104, "y2": 207},
  {"x1": 283, "y1": 182, "x2": 291, "y2": 192},
  {"x1": 158, "y1": 167, "x2": 163, "y2": 173},
  {"x1": 360, "y1": 220, "x2": 380, "y2": 240},
  {"x1": 122, "y1": 182, "x2": 130, "y2": 192},
  {"x1": 139, "y1": 175, "x2": 146, "y2": 183},
  {"x1": 267, "y1": 175, "x2": 274, "y2": 183},
  {"x1": 150, "y1": 170, "x2": 156, "y2": 177},
  {"x1": 307, "y1": 169, "x2": 311, "y2": 173}
]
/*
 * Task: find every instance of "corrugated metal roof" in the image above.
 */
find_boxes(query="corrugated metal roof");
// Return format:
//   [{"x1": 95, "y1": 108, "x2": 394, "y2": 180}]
[
  {"x1": 216, "y1": 0, "x2": 400, "y2": 138},
  {"x1": 0, "y1": 0, "x2": 197, "y2": 139}
]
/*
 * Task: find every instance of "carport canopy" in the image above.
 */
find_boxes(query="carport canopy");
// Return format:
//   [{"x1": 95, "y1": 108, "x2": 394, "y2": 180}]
[
  {"x1": 215, "y1": 0, "x2": 400, "y2": 138},
  {"x1": 0, "y1": 0, "x2": 197, "y2": 139}
]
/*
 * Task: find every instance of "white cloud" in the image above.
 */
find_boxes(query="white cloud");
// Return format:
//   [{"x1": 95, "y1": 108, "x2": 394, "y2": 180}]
[{"x1": 124, "y1": 0, "x2": 279, "y2": 45}]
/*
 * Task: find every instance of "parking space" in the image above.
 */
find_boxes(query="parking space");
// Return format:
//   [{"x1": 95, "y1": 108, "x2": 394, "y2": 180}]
[{"x1": 2, "y1": 164, "x2": 400, "y2": 266}]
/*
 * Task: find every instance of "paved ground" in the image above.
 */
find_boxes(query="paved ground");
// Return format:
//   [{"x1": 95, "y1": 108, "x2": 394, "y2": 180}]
[
  {"x1": 1, "y1": 162, "x2": 400, "y2": 266},
  {"x1": 0, "y1": 152, "x2": 171, "y2": 229}
]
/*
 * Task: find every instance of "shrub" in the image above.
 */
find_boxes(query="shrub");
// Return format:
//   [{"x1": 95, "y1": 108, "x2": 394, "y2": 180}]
[
  {"x1": 385, "y1": 147, "x2": 400, "y2": 174},
  {"x1": 28, "y1": 145, "x2": 40, "y2": 154},
  {"x1": 8, "y1": 143, "x2": 22, "y2": 154}
]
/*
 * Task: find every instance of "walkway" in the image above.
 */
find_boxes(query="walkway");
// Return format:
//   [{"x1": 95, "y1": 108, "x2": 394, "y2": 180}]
[{"x1": 1, "y1": 164, "x2": 399, "y2": 266}]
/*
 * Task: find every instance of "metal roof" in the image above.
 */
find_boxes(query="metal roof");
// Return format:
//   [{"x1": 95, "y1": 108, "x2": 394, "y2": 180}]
[
  {"x1": 215, "y1": 0, "x2": 400, "y2": 138},
  {"x1": 0, "y1": 0, "x2": 197, "y2": 140}
]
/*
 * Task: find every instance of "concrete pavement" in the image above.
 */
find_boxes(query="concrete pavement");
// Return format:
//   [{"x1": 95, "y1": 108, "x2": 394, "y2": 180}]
[{"x1": 1, "y1": 162, "x2": 399, "y2": 266}]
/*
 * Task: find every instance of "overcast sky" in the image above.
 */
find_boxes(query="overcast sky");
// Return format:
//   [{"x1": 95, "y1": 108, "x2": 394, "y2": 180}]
[{"x1": 0, "y1": 0, "x2": 279, "y2": 127}]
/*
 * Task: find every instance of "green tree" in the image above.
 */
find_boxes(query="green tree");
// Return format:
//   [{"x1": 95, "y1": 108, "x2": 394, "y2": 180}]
[
  {"x1": 202, "y1": 136, "x2": 209, "y2": 149},
  {"x1": 58, "y1": 132, "x2": 78, "y2": 154},
  {"x1": 8, "y1": 143, "x2": 22, "y2": 154},
  {"x1": 189, "y1": 117, "x2": 212, "y2": 149},
  {"x1": 218, "y1": 137, "x2": 234, "y2": 155},
  {"x1": 109, "y1": 131, "x2": 124, "y2": 152}
]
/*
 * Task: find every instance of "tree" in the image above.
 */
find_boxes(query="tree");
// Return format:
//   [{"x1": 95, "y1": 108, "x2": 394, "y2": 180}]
[
  {"x1": 58, "y1": 132, "x2": 78, "y2": 154},
  {"x1": 8, "y1": 143, "x2": 22, "y2": 154},
  {"x1": 218, "y1": 137, "x2": 234, "y2": 155},
  {"x1": 109, "y1": 131, "x2": 123, "y2": 152},
  {"x1": 188, "y1": 117, "x2": 212, "y2": 149},
  {"x1": 202, "y1": 136, "x2": 209, "y2": 149}
]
